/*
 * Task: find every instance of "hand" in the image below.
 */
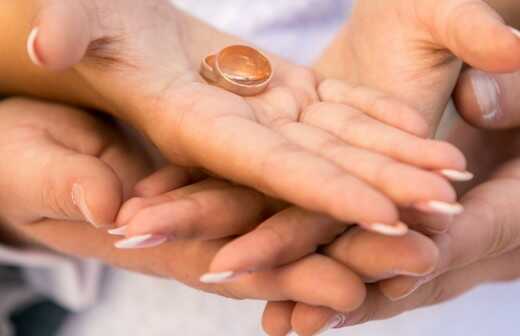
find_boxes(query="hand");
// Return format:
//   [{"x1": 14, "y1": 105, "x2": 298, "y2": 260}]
[
  {"x1": 316, "y1": 0, "x2": 520, "y2": 135},
  {"x1": 0, "y1": 97, "x2": 437, "y2": 314},
  {"x1": 0, "y1": 0, "x2": 466, "y2": 231},
  {"x1": 264, "y1": 68, "x2": 520, "y2": 334},
  {"x1": 112, "y1": 165, "x2": 439, "y2": 315},
  {"x1": 113, "y1": 78, "x2": 472, "y2": 280},
  {"x1": 0, "y1": 98, "x2": 151, "y2": 232}
]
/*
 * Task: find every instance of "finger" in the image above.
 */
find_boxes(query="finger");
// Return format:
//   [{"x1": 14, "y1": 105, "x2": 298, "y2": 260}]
[
  {"x1": 20, "y1": 217, "x2": 367, "y2": 313},
  {"x1": 148, "y1": 84, "x2": 399, "y2": 226},
  {"x1": 0, "y1": 99, "x2": 144, "y2": 228},
  {"x1": 428, "y1": 0, "x2": 520, "y2": 73},
  {"x1": 324, "y1": 228, "x2": 439, "y2": 281},
  {"x1": 340, "y1": 250, "x2": 520, "y2": 328},
  {"x1": 300, "y1": 101, "x2": 467, "y2": 173},
  {"x1": 202, "y1": 207, "x2": 345, "y2": 282},
  {"x1": 400, "y1": 208, "x2": 454, "y2": 235},
  {"x1": 133, "y1": 165, "x2": 193, "y2": 197},
  {"x1": 119, "y1": 182, "x2": 266, "y2": 243},
  {"x1": 318, "y1": 79, "x2": 429, "y2": 137},
  {"x1": 291, "y1": 304, "x2": 344, "y2": 336},
  {"x1": 28, "y1": 0, "x2": 94, "y2": 70},
  {"x1": 219, "y1": 254, "x2": 366, "y2": 313},
  {"x1": 262, "y1": 301, "x2": 295, "y2": 336},
  {"x1": 454, "y1": 69, "x2": 520, "y2": 129},
  {"x1": 278, "y1": 119, "x2": 461, "y2": 215},
  {"x1": 381, "y1": 167, "x2": 520, "y2": 300}
]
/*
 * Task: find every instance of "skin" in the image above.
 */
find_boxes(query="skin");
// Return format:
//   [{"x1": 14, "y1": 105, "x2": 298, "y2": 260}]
[
  {"x1": 0, "y1": 0, "x2": 466, "y2": 233},
  {"x1": 262, "y1": 0, "x2": 520, "y2": 334},
  {"x1": 4, "y1": 0, "x2": 520, "y2": 334},
  {"x1": 0, "y1": 97, "x2": 439, "y2": 315}
]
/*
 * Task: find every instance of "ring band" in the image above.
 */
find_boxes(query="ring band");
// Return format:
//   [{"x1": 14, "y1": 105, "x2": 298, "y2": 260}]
[{"x1": 200, "y1": 45, "x2": 273, "y2": 96}]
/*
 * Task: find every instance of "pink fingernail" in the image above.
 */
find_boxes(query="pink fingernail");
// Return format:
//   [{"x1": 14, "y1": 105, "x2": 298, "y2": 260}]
[
  {"x1": 314, "y1": 314, "x2": 347, "y2": 335},
  {"x1": 72, "y1": 184, "x2": 103, "y2": 228},
  {"x1": 108, "y1": 225, "x2": 128, "y2": 236},
  {"x1": 363, "y1": 221, "x2": 408, "y2": 237},
  {"x1": 439, "y1": 169, "x2": 474, "y2": 182},
  {"x1": 27, "y1": 27, "x2": 43, "y2": 66},
  {"x1": 114, "y1": 234, "x2": 167, "y2": 249},
  {"x1": 415, "y1": 201, "x2": 464, "y2": 216}
]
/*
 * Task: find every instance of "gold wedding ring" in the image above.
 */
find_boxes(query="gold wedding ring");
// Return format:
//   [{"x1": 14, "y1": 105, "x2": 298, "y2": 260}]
[{"x1": 200, "y1": 45, "x2": 273, "y2": 96}]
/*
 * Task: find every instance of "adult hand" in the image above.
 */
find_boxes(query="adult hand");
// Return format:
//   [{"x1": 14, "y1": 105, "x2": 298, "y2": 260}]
[
  {"x1": 264, "y1": 68, "x2": 520, "y2": 334},
  {"x1": 0, "y1": 98, "x2": 438, "y2": 316},
  {"x1": 0, "y1": 0, "x2": 465, "y2": 231}
]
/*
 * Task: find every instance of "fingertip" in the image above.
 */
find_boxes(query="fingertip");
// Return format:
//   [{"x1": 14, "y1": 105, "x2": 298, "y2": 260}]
[
  {"x1": 30, "y1": 1, "x2": 92, "y2": 71},
  {"x1": 291, "y1": 305, "x2": 341, "y2": 336},
  {"x1": 72, "y1": 167, "x2": 123, "y2": 228},
  {"x1": 116, "y1": 197, "x2": 148, "y2": 226},
  {"x1": 423, "y1": 140, "x2": 468, "y2": 172},
  {"x1": 262, "y1": 302, "x2": 294, "y2": 336},
  {"x1": 454, "y1": 69, "x2": 504, "y2": 129}
]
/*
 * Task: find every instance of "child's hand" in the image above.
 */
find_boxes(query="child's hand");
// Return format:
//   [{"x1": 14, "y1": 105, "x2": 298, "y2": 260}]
[
  {"x1": 317, "y1": 0, "x2": 520, "y2": 135},
  {"x1": 1, "y1": 0, "x2": 466, "y2": 231},
  {"x1": 0, "y1": 98, "x2": 151, "y2": 233}
]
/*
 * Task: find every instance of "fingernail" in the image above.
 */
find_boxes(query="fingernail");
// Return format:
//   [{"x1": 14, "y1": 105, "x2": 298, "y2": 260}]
[
  {"x1": 415, "y1": 201, "x2": 464, "y2": 216},
  {"x1": 72, "y1": 184, "x2": 103, "y2": 228},
  {"x1": 468, "y1": 69, "x2": 502, "y2": 122},
  {"x1": 439, "y1": 169, "x2": 474, "y2": 182},
  {"x1": 114, "y1": 234, "x2": 167, "y2": 249},
  {"x1": 511, "y1": 27, "x2": 520, "y2": 39},
  {"x1": 27, "y1": 27, "x2": 43, "y2": 66},
  {"x1": 363, "y1": 221, "x2": 408, "y2": 236},
  {"x1": 388, "y1": 275, "x2": 434, "y2": 301},
  {"x1": 200, "y1": 271, "x2": 238, "y2": 284},
  {"x1": 314, "y1": 314, "x2": 347, "y2": 335},
  {"x1": 108, "y1": 225, "x2": 128, "y2": 236}
]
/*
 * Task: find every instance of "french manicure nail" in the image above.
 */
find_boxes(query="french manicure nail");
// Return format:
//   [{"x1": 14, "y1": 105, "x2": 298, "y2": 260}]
[
  {"x1": 415, "y1": 201, "x2": 464, "y2": 216},
  {"x1": 314, "y1": 314, "x2": 346, "y2": 335},
  {"x1": 468, "y1": 69, "x2": 502, "y2": 122},
  {"x1": 439, "y1": 169, "x2": 474, "y2": 182},
  {"x1": 364, "y1": 221, "x2": 408, "y2": 237},
  {"x1": 511, "y1": 27, "x2": 520, "y2": 39},
  {"x1": 199, "y1": 271, "x2": 238, "y2": 284},
  {"x1": 108, "y1": 225, "x2": 128, "y2": 236},
  {"x1": 72, "y1": 183, "x2": 103, "y2": 228},
  {"x1": 114, "y1": 234, "x2": 167, "y2": 249},
  {"x1": 27, "y1": 27, "x2": 43, "y2": 66}
]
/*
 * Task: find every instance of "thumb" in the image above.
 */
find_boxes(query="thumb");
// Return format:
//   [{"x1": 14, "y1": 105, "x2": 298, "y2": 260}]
[
  {"x1": 454, "y1": 68, "x2": 520, "y2": 129},
  {"x1": 27, "y1": 0, "x2": 95, "y2": 71},
  {"x1": 431, "y1": 0, "x2": 520, "y2": 73},
  {"x1": 39, "y1": 150, "x2": 124, "y2": 228}
]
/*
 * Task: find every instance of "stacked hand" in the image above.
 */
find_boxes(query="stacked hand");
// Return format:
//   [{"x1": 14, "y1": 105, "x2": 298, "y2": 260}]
[{"x1": 1, "y1": 0, "x2": 520, "y2": 335}]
